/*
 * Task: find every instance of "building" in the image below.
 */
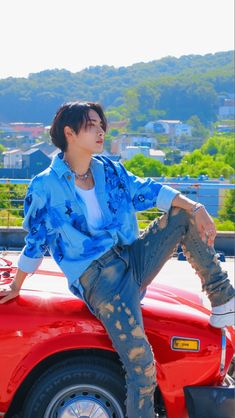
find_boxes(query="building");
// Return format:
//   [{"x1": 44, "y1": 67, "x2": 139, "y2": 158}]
[
  {"x1": 149, "y1": 149, "x2": 165, "y2": 163},
  {"x1": 216, "y1": 124, "x2": 235, "y2": 133},
  {"x1": 3, "y1": 149, "x2": 22, "y2": 169},
  {"x1": 145, "y1": 120, "x2": 192, "y2": 137},
  {"x1": 9, "y1": 122, "x2": 45, "y2": 138},
  {"x1": 218, "y1": 99, "x2": 235, "y2": 120},
  {"x1": 30, "y1": 141, "x2": 57, "y2": 156},
  {"x1": 120, "y1": 146, "x2": 165, "y2": 162},
  {"x1": 0, "y1": 149, "x2": 51, "y2": 179},
  {"x1": 111, "y1": 134, "x2": 157, "y2": 156},
  {"x1": 145, "y1": 121, "x2": 166, "y2": 134},
  {"x1": 174, "y1": 123, "x2": 192, "y2": 137},
  {"x1": 121, "y1": 146, "x2": 150, "y2": 160},
  {"x1": 21, "y1": 149, "x2": 51, "y2": 177}
]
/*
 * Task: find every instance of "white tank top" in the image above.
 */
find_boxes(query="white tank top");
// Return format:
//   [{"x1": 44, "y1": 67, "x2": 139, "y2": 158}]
[{"x1": 75, "y1": 186, "x2": 103, "y2": 229}]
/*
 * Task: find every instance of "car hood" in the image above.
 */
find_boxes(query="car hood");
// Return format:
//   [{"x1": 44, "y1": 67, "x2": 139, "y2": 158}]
[{"x1": 0, "y1": 259, "x2": 205, "y2": 310}]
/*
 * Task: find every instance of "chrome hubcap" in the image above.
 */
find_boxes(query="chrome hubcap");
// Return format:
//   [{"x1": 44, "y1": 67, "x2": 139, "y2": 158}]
[
  {"x1": 44, "y1": 384, "x2": 124, "y2": 418},
  {"x1": 58, "y1": 396, "x2": 110, "y2": 417}
]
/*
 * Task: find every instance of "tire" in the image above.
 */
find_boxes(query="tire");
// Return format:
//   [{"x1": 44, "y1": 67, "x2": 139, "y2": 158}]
[{"x1": 22, "y1": 355, "x2": 126, "y2": 418}]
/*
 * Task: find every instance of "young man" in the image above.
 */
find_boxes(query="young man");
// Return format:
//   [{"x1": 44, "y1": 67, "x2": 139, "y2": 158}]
[{"x1": 0, "y1": 101, "x2": 234, "y2": 418}]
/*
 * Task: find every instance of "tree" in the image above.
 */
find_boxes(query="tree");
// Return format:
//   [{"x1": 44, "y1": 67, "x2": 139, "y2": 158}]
[
  {"x1": 0, "y1": 143, "x2": 6, "y2": 166},
  {"x1": 187, "y1": 115, "x2": 210, "y2": 139},
  {"x1": 218, "y1": 189, "x2": 235, "y2": 223},
  {"x1": 123, "y1": 154, "x2": 166, "y2": 177}
]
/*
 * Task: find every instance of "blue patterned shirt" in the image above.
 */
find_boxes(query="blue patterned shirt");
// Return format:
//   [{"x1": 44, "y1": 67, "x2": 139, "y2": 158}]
[{"x1": 18, "y1": 152, "x2": 179, "y2": 294}]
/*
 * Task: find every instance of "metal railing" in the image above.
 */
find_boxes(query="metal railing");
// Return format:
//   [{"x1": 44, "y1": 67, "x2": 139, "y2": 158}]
[
  {"x1": 0, "y1": 178, "x2": 234, "y2": 228},
  {"x1": 137, "y1": 181, "x2": 235, "y2": 227}
]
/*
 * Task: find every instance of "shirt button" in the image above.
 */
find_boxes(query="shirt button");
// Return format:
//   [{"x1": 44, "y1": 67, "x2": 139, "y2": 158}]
[{"x1": 67, "y1": 175, "x2": 71, "y2": 180}]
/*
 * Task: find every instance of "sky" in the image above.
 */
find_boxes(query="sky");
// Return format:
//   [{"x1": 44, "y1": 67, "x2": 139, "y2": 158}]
[{"x1": 0, "y1": 0, "x2": 234, "y2": 79}]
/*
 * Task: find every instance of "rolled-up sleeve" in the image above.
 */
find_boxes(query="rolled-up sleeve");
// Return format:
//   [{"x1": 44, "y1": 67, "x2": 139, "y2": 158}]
[
  {"x1": 18, "y1": 252, "x2": 43, "y2": 273},
  {"x1": 156, "y1": 185, "x2": 180, "y2": 212}
]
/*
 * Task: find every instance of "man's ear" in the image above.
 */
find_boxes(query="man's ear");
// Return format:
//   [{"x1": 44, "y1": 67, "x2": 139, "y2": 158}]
[{"x1": 64, "y1": 126, "x2": 74, "y2": 143}]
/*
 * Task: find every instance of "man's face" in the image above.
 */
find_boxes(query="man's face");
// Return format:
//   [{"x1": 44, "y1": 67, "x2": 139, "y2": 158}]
[{"x1": 73, "y1": 109, "x2": 105, "y2": 155}]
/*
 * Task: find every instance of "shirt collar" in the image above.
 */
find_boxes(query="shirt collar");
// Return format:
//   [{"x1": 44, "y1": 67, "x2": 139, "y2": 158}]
[
  {"x1": 50, "y1": 152, "x2": 104, "y2": 178},
  {"x1": 50, "y1": 152, "x2": 70, "y2": 178}
]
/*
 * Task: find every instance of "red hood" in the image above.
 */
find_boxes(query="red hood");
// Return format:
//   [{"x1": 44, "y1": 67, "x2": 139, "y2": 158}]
[{"x1": 0, "y1": 257, "x2": 204, "y2": 307}]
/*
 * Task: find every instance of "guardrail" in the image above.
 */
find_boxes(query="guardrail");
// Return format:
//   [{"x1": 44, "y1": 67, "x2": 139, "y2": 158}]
[
  {"x1": 138, "y1": 181, "x2": 234, "y2": 227},
  {"x1": 0, "y1": 178, "x2": 234, "y2": 228}
]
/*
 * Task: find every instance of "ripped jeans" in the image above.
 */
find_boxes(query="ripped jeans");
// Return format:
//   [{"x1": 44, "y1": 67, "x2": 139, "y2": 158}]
[{"x1": 72, "y1": 208, "x2": 234, "y2": 418}]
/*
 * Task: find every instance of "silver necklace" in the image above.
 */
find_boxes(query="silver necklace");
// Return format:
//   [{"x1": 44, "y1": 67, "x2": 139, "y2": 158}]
[{"x1": 63, "y1": 158, "x2": 91, "y2": 181}]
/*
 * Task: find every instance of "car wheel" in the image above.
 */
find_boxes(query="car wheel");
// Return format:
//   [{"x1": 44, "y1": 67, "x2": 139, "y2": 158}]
[{"x1": 22, "y1": 356, "x2": 126, "y2": 418}]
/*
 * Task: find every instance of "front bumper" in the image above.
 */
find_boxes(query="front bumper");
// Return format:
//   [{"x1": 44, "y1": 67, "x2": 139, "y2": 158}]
[{"x1": 184, "y1": 385, "x2": 235, "y2": 418}]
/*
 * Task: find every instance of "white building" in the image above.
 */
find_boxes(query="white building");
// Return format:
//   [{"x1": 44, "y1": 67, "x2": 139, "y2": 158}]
[
  {"x1": 218, "y1": 100, "x2": 235, "y2": 119},
  {"x1": 121, "y1": 146, "x2": 165, "y2": 162},
  {"x1": 149, "y1": 149, "x2": 165, "y2": 163},
  {"x1": 3, "y1": 149, "x2": 22, "y2": 168},
  {"x1": 111, "y1": 134, "x2": 158, "y2": 155},
  {"x1": 175, "y1": 123, "x2": 192, "y2": 137},
  {"x1": 121, "y1": 146, "x2": 149, "y2": 160},
  {"x1": 145, "y1": 120, "x2": 192, "y2": 137}
]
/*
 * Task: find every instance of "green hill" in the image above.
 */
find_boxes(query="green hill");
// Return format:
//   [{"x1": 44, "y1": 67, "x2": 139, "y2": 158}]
[{"x1": 0, "y1": 51, "x2": 233, "y2": 125}]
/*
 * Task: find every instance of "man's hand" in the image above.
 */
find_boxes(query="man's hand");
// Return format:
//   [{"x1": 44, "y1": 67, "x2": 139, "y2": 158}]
[
  {"x1": 193, "y1": 205, "x2": 216, "y2": 246},
  {"x1": 0, "y1": 268, "x2": 28, "y2": 304},
  {"x1": 172, "y1": 194, "x2": 216, "y2": 247},
  {"x1": 0, "y1": 282, "x2": 20, "y2": 304}
]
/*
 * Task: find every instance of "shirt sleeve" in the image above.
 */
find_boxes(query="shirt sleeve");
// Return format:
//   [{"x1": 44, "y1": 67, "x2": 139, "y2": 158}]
[
  {"x1": 17, "y1": 178, "x2": 51, "y2": 273},
  {"x1": 119, "y1": 164, "x2": 180, "y2": 212}
]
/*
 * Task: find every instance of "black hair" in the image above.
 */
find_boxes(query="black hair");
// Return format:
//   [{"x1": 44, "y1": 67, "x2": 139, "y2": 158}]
[{"x1": 50, "y1": 101, "x2": 107, "y2": 152}]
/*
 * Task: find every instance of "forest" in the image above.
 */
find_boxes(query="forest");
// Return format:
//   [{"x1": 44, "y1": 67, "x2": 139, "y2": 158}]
[{"x1": 0, "y1": 51, "x2": 234, "y2": 127}]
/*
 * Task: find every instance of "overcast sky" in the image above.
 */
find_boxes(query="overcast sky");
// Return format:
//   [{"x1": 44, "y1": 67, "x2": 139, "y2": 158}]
[{"x1": 0, "y1": 0, "x2": 234, "y2": 79}]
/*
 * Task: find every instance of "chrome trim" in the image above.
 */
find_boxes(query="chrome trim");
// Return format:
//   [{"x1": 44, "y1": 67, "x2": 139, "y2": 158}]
[
  {"x1": 220, "y1": 328, "x2": 226, "y2": 373},
  {"x1": 171, "y1": 336, "x2": 200, "y2": 352}
]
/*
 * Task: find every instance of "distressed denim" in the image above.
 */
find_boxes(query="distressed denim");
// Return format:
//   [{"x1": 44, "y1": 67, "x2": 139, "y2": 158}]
[{"x1": 71, "y1": 208, "x2": 234, "y2": 418}]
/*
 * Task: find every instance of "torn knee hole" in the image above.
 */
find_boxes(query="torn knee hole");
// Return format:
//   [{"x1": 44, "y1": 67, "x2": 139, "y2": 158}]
[{"x1": 158, "y1": 213, "x2": 168, "y2": 229}]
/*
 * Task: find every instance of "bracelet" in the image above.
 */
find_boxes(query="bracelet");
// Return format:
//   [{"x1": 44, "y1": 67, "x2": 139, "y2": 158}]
[
  {"x1": 192, "y1": 203, "x2": 205, "y2": 214},
  {"x1": 10, "y1": 281, "x2": 20, "y2": 292}
]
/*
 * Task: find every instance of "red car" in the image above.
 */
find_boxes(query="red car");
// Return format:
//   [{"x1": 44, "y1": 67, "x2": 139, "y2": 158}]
[{"x1": 0, "y1": 257, "x2": 234, "y2": 418}]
